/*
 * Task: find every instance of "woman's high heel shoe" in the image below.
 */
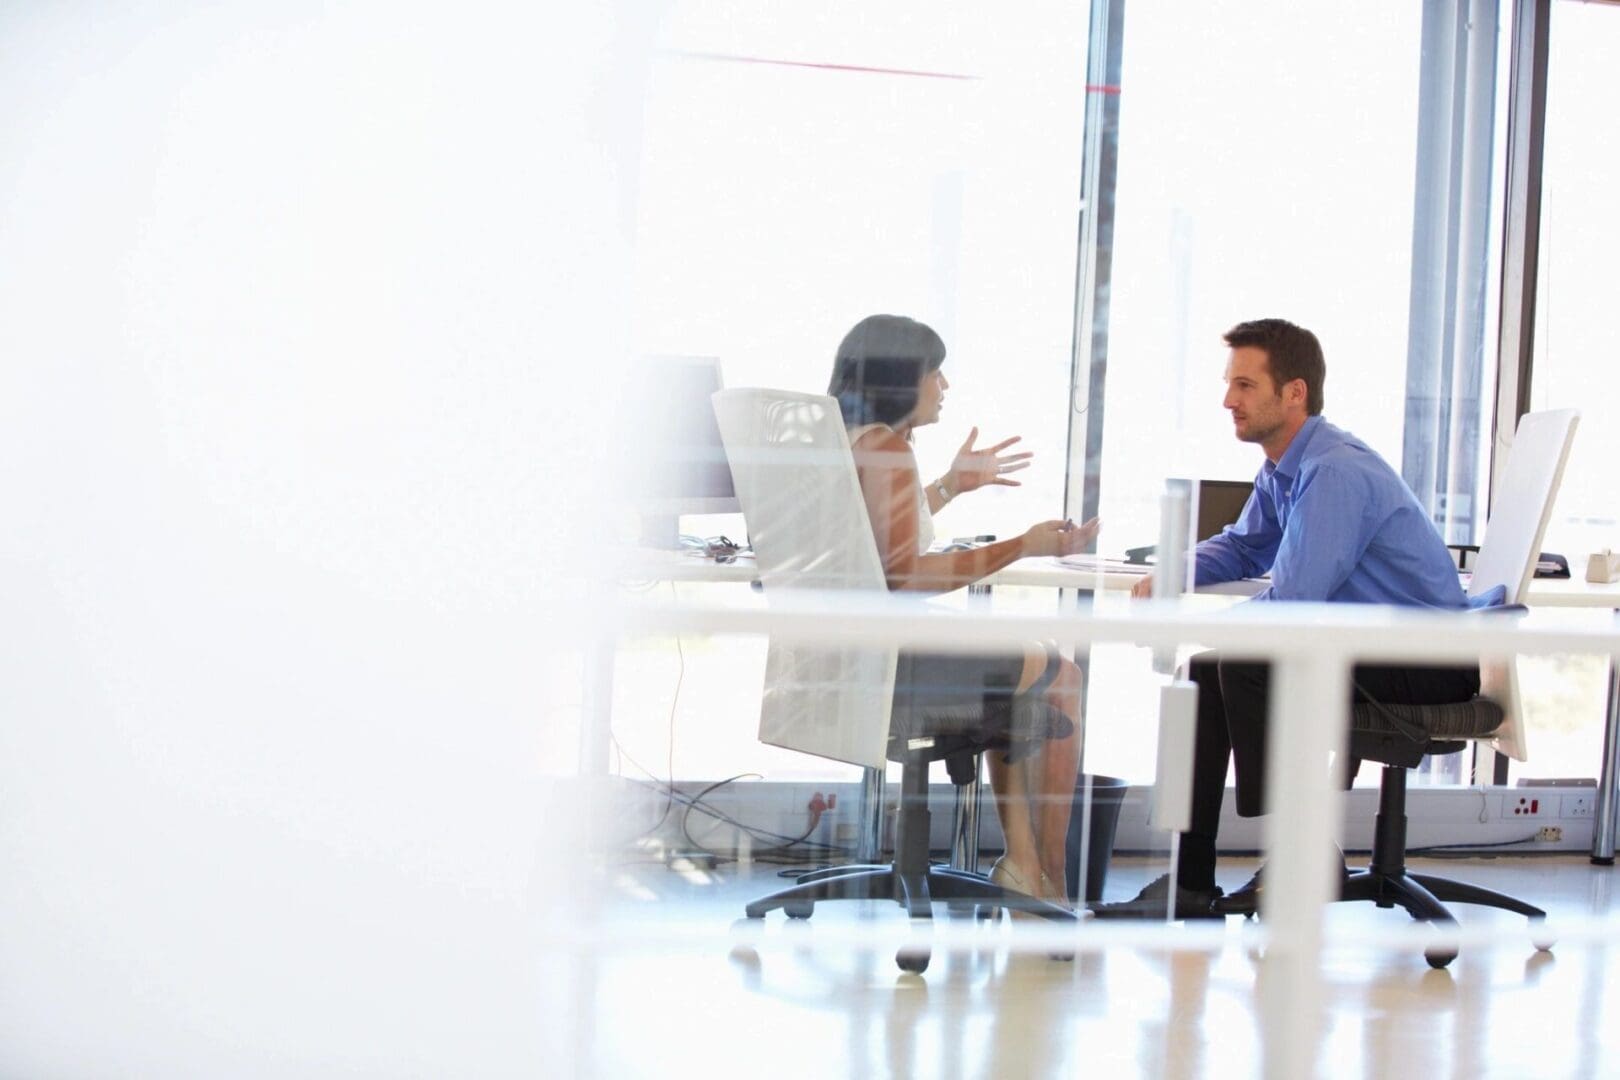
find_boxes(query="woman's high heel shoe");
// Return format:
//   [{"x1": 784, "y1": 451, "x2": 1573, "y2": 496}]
[
  {"x1": 1038, "y1": 870, "x2": 1074, "y2": 914},
  {"x1": 989, "y1": 855, "x2": 1033, "y2": 892},
  {"x1": 989, "y1": 856, "x2": 1038, "y2": 920}
]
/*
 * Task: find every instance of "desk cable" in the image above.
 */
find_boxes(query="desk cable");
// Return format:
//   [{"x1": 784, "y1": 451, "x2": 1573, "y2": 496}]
[{"x1": 610, "y1": 581, "x2": 848, "y2": 868}]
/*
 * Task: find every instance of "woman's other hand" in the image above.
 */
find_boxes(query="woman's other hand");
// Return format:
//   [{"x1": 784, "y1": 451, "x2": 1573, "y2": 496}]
[
  {"x1": 1019, "y1": 517, "x2": 1100, "y2": 558},
  {"x1": 949, "y1": 427, "x2": 1033, "y2": 494}
]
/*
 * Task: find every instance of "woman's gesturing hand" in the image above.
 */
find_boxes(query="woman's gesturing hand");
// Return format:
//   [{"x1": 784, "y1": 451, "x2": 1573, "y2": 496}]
[
  {"x1": 949, "y1": 427, "x2": 1034, "y2": 495},
  {"x1": 1020, "y1": 517, "x2": 1101, "y2": 558}
]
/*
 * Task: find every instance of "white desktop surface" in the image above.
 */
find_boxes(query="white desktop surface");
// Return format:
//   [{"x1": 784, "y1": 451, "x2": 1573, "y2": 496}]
[
  {"x1": 1523, "y1": 576, "x2": 1620, "y2": 608},
  {"x1": 984, "y1": 555, "x2": 1265, "y2": 596},
  {"x1": 618, "y1": 545, "x2": 1620, "y2": 862},
  {"x1": 623, "y1": 545, "x2": 1620, "y2": 610},
  {"x1": 619, "y1": 547, "x2": 1262, "y2": 595},
  {"x1": 617, "y1": 546, "x2": 756, "y2": 584}
]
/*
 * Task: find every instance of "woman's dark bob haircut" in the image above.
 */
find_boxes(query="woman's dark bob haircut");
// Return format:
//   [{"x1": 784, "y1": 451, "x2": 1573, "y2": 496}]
[{"x1": 826, "y1": 314, "x2": 947, "y2": 428}]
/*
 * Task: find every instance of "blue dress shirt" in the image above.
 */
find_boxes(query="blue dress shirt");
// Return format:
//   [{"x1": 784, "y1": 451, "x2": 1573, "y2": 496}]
[{"x1": 1194, "y1": 415, "x2": 1468, "y2": 608}]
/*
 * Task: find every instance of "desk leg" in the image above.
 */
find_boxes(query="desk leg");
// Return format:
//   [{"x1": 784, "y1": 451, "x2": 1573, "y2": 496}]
[
  {"x1": 1066, "y1": 585, "x2": 1096, "y2": 775},
  {"x1": 949, "y1": 755, "x2": 983, "y2": 875},
  {"x1": 1065, "y1": 585, "x2": 1096, "y2": 901},
  {"x1": 1593, "y1": 657, "x2": 1620, "y2": 865},
  {"x1": 857, "y1": 766, "x2": 887, "y2": 863},
  {"x1": 946, "y1": 580, "x2": 995, "y2": 874},
  {"x1": 1261, "y1": 653, "x2": 1350, "y2": 1080},
  {"x1": 580, "y1": 634, "x2": 616, "y2": 777}
]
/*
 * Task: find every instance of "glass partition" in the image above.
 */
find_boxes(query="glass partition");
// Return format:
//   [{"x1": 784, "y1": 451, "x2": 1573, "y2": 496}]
[{"x1": 3, "y1": 2, "x2": 1617, "y2": 1076}]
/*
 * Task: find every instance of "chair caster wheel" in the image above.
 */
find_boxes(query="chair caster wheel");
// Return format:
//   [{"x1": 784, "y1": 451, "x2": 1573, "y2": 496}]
[
  {"x1": 785, "y1": 902, "x2": 814, "y2": 919},
  {"x1": 896, "y1": 947, "x2": 930, "y2": 974},
  {"x1": 1425, "y1": 947, "x2": 1457, "y2": 970}
]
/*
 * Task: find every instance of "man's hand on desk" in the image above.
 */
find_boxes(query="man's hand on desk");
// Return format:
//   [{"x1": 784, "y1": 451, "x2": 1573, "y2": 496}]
[
  {"x1": 1020, "y1": 517, "x2": 1101, "y2": 558},
  {"x1": 1130, "y1": 575, "x2": 1154, "y2": 599}
]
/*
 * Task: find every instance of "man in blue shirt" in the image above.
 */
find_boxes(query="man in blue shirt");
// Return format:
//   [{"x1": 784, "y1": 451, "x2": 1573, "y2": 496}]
[{"x1": 1096, "y1": 318, "x2": 1479, "y2": 920}]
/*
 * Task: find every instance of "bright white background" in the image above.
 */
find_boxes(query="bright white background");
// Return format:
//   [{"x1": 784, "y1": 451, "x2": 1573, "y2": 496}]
[{"x1": 0, "y1": 2, "x2": 640, "y2": 1073}]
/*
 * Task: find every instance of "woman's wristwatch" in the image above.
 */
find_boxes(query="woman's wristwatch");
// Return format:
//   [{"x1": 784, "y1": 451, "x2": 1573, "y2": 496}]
[{"x1": 933, "y1": 478, "x2": 953, "y2": 505}]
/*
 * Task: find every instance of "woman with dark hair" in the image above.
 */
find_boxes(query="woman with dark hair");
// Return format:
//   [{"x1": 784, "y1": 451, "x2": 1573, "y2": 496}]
[{"x1": 829, "y1": 313, "x2": 1098, "y2": 910}]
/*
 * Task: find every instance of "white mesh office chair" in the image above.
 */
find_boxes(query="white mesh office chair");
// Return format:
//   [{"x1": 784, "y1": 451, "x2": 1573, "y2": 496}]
[{"x1": 711, "y1": 387, "x2": 1076, "y2": 973}]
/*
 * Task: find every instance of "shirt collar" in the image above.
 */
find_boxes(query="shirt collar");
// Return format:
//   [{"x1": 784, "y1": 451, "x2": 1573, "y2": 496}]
[{"x1": 1264, "y1": 414, "x2": 1322, "y2": 485}]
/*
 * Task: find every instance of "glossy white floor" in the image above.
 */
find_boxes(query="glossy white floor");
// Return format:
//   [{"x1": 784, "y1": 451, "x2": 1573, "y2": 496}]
[{"x1": 549, "y1": 852, "x2": 1620, "y2": 1079}]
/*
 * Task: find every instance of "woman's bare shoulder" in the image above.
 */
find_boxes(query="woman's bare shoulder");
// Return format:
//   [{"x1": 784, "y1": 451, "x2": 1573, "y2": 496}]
[{"x1": 851, "y1": 424, "x2": 912, "y2": 456}]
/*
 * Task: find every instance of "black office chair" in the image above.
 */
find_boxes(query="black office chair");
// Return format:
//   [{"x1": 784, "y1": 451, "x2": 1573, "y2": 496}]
[
  {"x1": 743, "y1": 694, "x2": 1078, "y2": 974},
  {"x1": 1326, "y1": 408, "x2": 1579, "y2": 968},
  {"x1": 1344, "y1": 685, "x2": 1551, "y2": 969},
  {"x1": 1239, "y1": 409, "x2": 1577, "y2": 968}
]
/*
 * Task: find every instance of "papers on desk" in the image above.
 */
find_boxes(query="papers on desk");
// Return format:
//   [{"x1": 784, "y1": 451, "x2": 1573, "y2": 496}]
[{"x1": 1056, "y1": 553, "x2": 1152, "y2": 574}]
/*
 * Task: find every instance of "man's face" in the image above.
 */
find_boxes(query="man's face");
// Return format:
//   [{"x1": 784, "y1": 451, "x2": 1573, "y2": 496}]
[{"x1": 1222, "y1": 346, "x2": 1290, "y2": 446}]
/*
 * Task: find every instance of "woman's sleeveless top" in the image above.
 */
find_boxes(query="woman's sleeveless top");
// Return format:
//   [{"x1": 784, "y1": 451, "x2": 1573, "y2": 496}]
[{"x1": 848, "y1": 422, "x2": 934, "y2": 554}]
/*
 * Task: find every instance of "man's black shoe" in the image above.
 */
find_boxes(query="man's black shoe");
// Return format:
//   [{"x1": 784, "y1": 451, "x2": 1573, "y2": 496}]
[
  {"x1": 1211, "y1": 856, "x2": 1352, "y2": 917},
  {"x1": 1090, "y1": 873, "x2": 1223, "y2": 920}
]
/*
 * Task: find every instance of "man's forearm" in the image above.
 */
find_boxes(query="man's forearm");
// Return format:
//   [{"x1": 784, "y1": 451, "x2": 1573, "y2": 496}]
[{"x1": 1194, "y1": 543, "x2": 1248, "y2": 585}]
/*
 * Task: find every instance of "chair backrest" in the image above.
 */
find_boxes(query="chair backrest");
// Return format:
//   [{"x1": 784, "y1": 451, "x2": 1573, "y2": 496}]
[
  {"x1": 1469, "y1": 409, "x2": 1580, "y2": 604},
  {"x1": 1473, "y1": 408, "x2": 1580, "y2": 761},
  {"x1": 711, "y1": 388, "x2": 896, "y2": 769}
]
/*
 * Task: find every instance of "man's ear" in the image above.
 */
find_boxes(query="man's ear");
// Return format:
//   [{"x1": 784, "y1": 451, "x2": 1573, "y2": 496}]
[{"x1": 1285, "y1": 377, "x2": 1309, "y2": 410}]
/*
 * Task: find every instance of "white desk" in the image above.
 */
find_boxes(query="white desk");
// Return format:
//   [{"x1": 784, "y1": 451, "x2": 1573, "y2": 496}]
[
  {"x1": 624, "y1": 548, "x2": 1620, "y2": 863},
  {"x1": 625, "y1": 550, "x2": 1255, "y2": 595},
  {"x1": 984, "y1": 556, "x2": 1267, "y2": 597},
  {"x1": 1523, "y1": 577, "x2": 1620, "y2": 609},
  {"x1": 982, "y1": 563, "x2": 1620, "y2": 864}
]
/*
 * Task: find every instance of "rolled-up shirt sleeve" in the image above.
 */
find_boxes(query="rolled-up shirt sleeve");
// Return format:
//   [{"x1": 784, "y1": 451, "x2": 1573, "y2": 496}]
[
  {"x1": 1194, "y1": 485, "x2": 1277, "y2": 585},
  {"x1": 1255, "y1": 463, "x2": 1385, "y2": 602}
]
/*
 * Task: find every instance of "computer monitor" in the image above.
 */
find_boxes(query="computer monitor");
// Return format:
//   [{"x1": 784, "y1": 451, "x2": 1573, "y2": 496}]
[
  {"x1": 1124, "y1": 478, "x2": 1254, "y2": 564},
  {"x1": 624, "y1": 355, "x2": 740, "y2": 546},
  {"x1": 1191, "y1": 479, "x2": 1254, "y2": 542}
]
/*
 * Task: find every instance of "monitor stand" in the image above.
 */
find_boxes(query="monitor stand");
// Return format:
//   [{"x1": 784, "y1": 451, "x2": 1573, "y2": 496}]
[{"x1": 1124, "y1": 543, "x2": 1157, "y2": 565}]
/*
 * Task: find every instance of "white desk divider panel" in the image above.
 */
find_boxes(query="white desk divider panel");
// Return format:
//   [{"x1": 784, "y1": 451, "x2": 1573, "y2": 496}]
[
  {"x1": 711, "y1": 388, "x2": 896, "y2": 771},
  {"x1": 1474, "y1": 408, "x2": 1579, "y2": 762}
]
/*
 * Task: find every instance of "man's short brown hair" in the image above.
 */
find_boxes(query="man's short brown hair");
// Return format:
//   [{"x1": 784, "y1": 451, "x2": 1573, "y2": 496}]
[{"x1": 1223, "y1": 318, "x2": 1325, "y2": 415}]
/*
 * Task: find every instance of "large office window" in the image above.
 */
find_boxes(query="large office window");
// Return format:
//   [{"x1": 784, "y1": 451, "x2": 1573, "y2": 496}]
[
  {"x1": 1081, "y1": 1, "x2": 1450, "y2": 783},
  {"x1": 1510, "y1": 0, "x2": 1620, "y2": 783},
  {"x1": 620, "y1": 1, "x2": 1605, "y2": 800},
  {"x1": 1528, "y1": 3, "x2": 1620, "y2": 561},
  {"x1": 624, "y1": 2, "x2": 1093, "y2": 781}
]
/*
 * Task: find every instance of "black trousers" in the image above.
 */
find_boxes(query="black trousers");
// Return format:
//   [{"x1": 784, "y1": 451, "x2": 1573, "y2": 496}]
[{"x1": 1186, "y1": 654, "x2": 1480, "y2": 835}]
